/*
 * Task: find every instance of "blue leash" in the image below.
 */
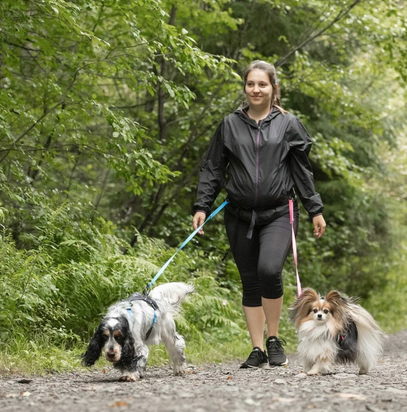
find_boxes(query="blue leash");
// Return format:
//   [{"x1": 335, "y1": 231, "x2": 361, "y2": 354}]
[{"x1": 143, "y1": 200, "x2": 228, "y2": 295}]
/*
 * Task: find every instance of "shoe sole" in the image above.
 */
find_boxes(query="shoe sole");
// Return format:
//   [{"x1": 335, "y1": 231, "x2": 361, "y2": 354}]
[
  {"x1": 240, "y1": 362, "x2": 269, "y2": 369},
  {"x1": 269, "y1": 358, "x2": 289, "y2": 367}
]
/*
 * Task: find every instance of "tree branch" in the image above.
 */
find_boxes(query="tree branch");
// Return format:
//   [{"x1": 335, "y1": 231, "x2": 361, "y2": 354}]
[
  {"x1": 157, "y1": 5, "x2": 178, "y2": 143},
  {"x1": 0, "y1": 101, "x2": 63, "y2": 164},
  {"x1": 274, "y1": 0, "x2": 363, "y2": 67}
]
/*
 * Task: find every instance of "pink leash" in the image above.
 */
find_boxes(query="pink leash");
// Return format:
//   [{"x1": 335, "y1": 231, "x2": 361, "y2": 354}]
[{"x1": 289, "y1": 199, "x2": 302, "y2": 297}]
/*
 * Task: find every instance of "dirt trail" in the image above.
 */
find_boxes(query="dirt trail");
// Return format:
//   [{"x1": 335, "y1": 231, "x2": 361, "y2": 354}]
[{"x1": 1, "y1": 330, "x2": 407, "y2": 412}]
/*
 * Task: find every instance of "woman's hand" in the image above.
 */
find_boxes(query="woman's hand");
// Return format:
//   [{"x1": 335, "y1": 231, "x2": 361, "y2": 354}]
[
  {"x1": 193, "y1": 211, "x2": 206, "y2": 235},
  {"x1": 313, "y1": 214, "x2": 326, "y2": 239}
]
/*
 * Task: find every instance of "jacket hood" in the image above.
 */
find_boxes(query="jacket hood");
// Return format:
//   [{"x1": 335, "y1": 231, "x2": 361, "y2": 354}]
[{"x1": 234, "y1": 105, "x2": 282, "y2": 127}]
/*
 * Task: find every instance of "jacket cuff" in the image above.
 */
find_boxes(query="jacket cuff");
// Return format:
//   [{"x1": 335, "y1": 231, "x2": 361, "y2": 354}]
[
  {"x1": 308, "y1": 211, "x2": 323, "y2": 221},
  {"x1": 195, "y1": 209, "x2": 207, "y2": 216},
  {"x1": 193, "y1": 204, "x2": 210, "y2": 216},
  {"x1": 309, "y1": 212, "x2": 322, "y2": 220}
]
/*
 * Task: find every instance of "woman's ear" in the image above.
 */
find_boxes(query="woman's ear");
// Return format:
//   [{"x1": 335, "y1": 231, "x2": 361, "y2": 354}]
[{"x1": 82, "y1": 325, "x2": 104, "y2": 367}]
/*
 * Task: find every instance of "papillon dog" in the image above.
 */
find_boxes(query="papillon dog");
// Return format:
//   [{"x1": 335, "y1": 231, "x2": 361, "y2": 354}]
[
  {"x1": 82, "y1": 282, "x2": 194, "y2": 381},
  {"x1": 289, "y1": 288, "x2": 384, "y2": 375}
]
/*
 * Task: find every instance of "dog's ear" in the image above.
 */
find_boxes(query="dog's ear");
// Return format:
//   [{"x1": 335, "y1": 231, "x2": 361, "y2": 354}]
[
  {"x1": 118, "y1": 333, "x2": 136, "y2": 368},
  {"x1": 325, "y1": 290, "x2": 349, "y2": 307},
  {"x1": 82, "y1": 325, "x2": 104, "y2": 367},
  {"x1": 114, "y1": 316, "x2": 137, "y2": 368},
  {"x1": 325, "y1": 290, "x2": 343, "y2": 302},
  {"x1": 289, "y1": 288, "x2": 319, "y2": 325},
  {"x1": 299, "y1": 288, "x2": 320, "y2": 302},
  {"x1": 325, "y1": 290, "x2": 349, "y2": 318}
]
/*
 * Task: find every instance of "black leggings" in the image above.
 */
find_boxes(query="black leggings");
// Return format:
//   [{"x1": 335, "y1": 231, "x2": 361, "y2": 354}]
[{"x1": 224, "y1": 207, "x2": 299, "y2": 307}]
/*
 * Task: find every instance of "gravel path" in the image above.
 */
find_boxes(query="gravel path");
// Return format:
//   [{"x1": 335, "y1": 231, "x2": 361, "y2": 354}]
[{"x1": 1, "y1": 330, "x2": 407, "y2": 412}]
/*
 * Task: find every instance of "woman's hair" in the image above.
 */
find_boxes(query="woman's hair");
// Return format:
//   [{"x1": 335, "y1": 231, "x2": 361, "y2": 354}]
[{"x1": 243, "y1": 60, "x2": 285, "y2": 113}]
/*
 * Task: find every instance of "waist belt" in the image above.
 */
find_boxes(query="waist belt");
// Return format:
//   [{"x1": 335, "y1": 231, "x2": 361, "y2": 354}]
[{"x1": 227, "y1": 198, "x2": 293, "y2": 240}]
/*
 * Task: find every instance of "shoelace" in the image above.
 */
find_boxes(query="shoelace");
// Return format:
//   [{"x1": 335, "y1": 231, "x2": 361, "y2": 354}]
[
  {"x1": 248, "y1": 348, "x2": 264, "y2": 360},
  {"x1": 267, "y1": 337, "x2": 286, "y2": 353}
]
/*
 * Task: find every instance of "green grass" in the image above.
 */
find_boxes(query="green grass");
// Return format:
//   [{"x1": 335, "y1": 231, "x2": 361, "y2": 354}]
[
  {"x1": 0, "y1": 338, "x2": 262, "y2": 376},
  {"x1": 0, "y1": 338, "x2": 84, "y2": 376},
  {"x1": 0, "y1": 320, "x2": 298, "y2": 376}
]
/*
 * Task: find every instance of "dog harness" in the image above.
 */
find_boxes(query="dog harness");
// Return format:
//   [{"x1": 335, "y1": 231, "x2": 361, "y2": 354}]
[{"x1": 122, "y1": 292, "x2": 159, "y2": 340}]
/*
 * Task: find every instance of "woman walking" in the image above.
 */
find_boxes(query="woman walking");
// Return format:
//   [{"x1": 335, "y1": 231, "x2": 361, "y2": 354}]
[{"x1": 193, "y1": 60, "x2": 326, "y2": 368}]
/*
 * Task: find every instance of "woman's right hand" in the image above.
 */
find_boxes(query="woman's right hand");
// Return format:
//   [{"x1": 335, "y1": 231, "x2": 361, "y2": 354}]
[{"x1": 192, "y1": 211, "x2": 206, "y2": 235}]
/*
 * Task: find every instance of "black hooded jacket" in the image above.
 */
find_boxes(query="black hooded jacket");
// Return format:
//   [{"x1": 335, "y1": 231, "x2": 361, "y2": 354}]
[{"x1": 194, "y1": 107, "x2": 323, "y2": 221}]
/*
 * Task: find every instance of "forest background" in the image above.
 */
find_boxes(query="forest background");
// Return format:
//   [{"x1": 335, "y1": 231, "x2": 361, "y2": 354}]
[{"x1": 1, "y1": 0, "x2": 406, "y2": 374}]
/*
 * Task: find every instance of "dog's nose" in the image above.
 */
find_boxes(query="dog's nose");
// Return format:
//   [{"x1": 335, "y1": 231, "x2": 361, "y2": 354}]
[{"x1": 317, "y1": 314, "x2": 322, "y2": 319}]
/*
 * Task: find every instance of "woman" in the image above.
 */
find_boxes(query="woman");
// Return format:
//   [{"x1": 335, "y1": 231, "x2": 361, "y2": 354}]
[{"x1": 193, "y1": 60, "x2": 326, "y2": 368}]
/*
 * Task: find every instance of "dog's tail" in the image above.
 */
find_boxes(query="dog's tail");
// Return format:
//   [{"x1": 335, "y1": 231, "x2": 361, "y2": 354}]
[
  {"x1": 149, "y1": 282, "x2": 194, "y2": 315},
  {"x1": 349, "y1": 303, "x2": 384, "y2": 372}
]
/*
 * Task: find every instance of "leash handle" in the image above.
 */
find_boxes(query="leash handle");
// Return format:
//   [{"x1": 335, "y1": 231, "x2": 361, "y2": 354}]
[
  {"x1": 289, "y1": 199, "x2": 302, "y2": 297},
  {"x1": 145, "y1": 200, "x2": 229, "y2": 292}
]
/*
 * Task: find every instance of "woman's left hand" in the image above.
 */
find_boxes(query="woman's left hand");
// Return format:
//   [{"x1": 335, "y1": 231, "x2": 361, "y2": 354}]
[{"x1": 312, "y1": 215, "x2": 326, "y2": 239}]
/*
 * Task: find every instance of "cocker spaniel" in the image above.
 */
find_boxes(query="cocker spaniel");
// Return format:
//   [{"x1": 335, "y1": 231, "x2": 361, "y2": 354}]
[{"x1": 82, "y1": 282, "x2": 194, "y2": 381}]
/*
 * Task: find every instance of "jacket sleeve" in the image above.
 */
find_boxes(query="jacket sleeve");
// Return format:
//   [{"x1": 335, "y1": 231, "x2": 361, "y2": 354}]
[
  {"x1": 288, "y1": 116, "x2": 324, "y2": 219},
  {"x1": 194, "y1": 120, "x2": 228, "y2": 215}
]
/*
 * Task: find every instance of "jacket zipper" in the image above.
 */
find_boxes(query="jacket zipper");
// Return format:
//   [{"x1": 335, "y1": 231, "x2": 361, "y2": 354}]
[
  {"x1": 254, "y1": 108, "x2": 274, "y2": 206},
  {"x1": 254, "y1": 121, "x2": 262, "y2": 206}
]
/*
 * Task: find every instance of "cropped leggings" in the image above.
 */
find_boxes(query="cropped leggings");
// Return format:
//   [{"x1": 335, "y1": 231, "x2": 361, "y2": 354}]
[{"x1": 224, "y1": 206, "x2": 299, "y2": 307}]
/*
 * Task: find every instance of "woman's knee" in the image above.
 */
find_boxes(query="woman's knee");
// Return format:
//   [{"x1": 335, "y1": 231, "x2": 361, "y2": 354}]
[
  {"x1": 258, "y1": 264, "x2": 284, "y2": 299},
  {"x1": 257, "y1": 261, "x2": 283, "y2": 280}
]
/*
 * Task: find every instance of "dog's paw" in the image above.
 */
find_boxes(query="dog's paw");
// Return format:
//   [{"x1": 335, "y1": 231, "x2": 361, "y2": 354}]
[
  {"x1": 119, "y1": 374, "x2": 140, "y2": 382},
  {"x1": 307, "y1": 369, "x2": 321, "y2": 376},
  {"x1": 173, "y1": 363, "x2": 186, "y2": 376},
  {"x1": 359, "y1": 368, "x2": 368, "y2": 375}
]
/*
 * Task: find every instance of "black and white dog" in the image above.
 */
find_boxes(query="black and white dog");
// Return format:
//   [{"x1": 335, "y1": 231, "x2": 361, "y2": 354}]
[{"x1": 82, "y1": 282, "x2": 194, "y2": 381}]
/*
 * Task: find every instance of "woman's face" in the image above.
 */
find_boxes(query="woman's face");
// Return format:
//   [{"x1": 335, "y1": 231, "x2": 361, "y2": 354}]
[{"x1": 245, "y1": 68, "x2": 273, "y2": 110}]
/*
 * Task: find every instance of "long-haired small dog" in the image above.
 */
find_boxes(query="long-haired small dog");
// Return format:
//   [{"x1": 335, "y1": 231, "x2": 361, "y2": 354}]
[
  {"x1": 289, "y1": 288, "x2": 384, "y2": 375},
  {"x1": 82, "y1": 282, "x2": 194, "y2": 381}
]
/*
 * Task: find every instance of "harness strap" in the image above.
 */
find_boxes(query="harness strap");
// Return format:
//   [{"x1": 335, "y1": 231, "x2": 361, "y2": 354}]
[
  {"x1": 289, "y1": 199, "x2": 302, "y2": 297},
  {"x1": 123, "y1": 293, "x2": 159, "y2": 340},
  {"x1": 145, "y1": 311, "x2": 157, "y2": 340}
]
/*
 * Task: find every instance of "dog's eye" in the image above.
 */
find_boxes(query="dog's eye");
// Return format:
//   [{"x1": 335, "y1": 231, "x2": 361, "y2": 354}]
[
  {"x1": 323, "y1": 309, "x2": 329, "y2": 314},
  {"x1": 313, "y1": 309, "x2": 318, "y2": 313}
]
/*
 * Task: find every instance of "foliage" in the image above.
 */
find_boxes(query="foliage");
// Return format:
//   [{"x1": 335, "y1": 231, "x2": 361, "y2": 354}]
[{"x1": 0, "y1": 188, "x2": 247, "y2": 345}]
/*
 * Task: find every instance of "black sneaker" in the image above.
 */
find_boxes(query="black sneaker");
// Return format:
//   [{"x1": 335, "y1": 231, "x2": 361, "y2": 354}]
[
  {"x1": 240, "y1": 347, "x2": 268, "y2": 369},
  {"x1": 266, "y1": 336, "x2": 288, "y2": 366}
]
